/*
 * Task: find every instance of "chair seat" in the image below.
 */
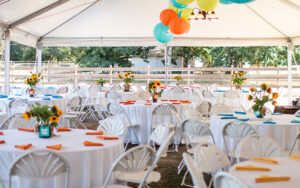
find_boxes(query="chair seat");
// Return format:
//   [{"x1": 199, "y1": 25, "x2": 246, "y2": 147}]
[
  {"x1": 117, "y1": 170, "x2": 161, "y2": 184},
  {"x1": 95, "y1": 184, "x2": 132, "y2": 188},
  {"x1": 181, "y1": 137, "x2": 210, "y2": 145},
  {"x1": 152, "y1": 123, "x2": 175, "y2": 129}
]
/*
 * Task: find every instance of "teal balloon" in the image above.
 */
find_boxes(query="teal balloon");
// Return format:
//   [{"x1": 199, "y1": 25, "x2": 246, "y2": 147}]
[
  {"x1": 170, "y1": 0, "x2": 188, "y2": 9},
  {"x1": 153, "y1": 23, "x2": 174, "y2": 43}
]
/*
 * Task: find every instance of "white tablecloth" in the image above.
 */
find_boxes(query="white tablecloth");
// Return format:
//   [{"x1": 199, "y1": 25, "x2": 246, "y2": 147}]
[
  {"x1": 210, "y1": 114, "x2": 300, "y2": 152},
  {"x1": 120, "y1": 100, "x2": 192, "y2": 144},
  {"x1": 229, "y1": 157, "x2": 300, "y2": 188},
  {"x1": 0, "y1": 129, "x2": 124, "y2": 188}
]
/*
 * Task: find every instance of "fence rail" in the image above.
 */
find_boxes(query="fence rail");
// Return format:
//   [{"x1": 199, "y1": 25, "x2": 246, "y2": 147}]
[{"x1": 0, "y1": 61, "x2": 299, "y2": 88}]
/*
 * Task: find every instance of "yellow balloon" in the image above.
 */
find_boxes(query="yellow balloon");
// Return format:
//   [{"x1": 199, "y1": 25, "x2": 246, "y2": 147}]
[
  {"x1": 176, "y1": 0, "x2": 195, "y2": 4},
  {"x1": 168, "y1": 4, "x2": 182, "y2": 14},
  {"x1": 197, "y1": 0, "x2": 219, "y2": 12},
  {"x1": 180, "y1": 8, "x2": 193, "y2": 22}
]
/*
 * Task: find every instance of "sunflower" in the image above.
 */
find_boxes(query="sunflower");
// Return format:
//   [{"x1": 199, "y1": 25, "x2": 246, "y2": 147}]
[
  {"x1": 96, "y1": 81, "x2": 100, "y2": 85},
  {"x1": 22, "y1": 112, "x2": 30, "y2": 121},
  {"x1": 261, "y1": 83, "x2": 268, "y2": 91},
  {"x1": 131, "y1": 75, "x2": 135, "y2": 78},
  {"x1": 250, "y1": 87, "x2": 256, "y2": 92},
  {"x1": 52, "y1": 105, "x2": 59, "y2": 113},
  {"x1": 273, "y1": 93, "x2": 279, "y2": 99},
  {"x1": 247, "y1": 95, "x2": 253, "y2": 101},
  {"x1": 29, "y1": 78, "x2": 33, "y2": 82},
  {"x1": 117, "y1": 74, "x2": 122, "y2": 79},
  {"x1": 126, "y1": 72, "x2": 131, "y2": 75},
  {"x1": 152, "y1": 85, "x2": 157, "y2": 90},
  {"x1": 124, "y1": 73, "x2": 128, "y2": 78},
  {"x1": 266, "y1": 87, "x2": 272, "y2": 93},
  {"x1": 57, "y1": 110, "x2": 63, "y2": 117},
  {"x1": 25, "y1": 79, "x2": 28, "y2": 84},
  {"x1": 32, "y1": 74, "x2": 37, "y2": 79},
  {"x1": 156, "y1": 81, "x2": 161, "y2": 87},
  {"x1": 272, "y1": 101, "x2": 277, "y2": 106},
  {"x1": 49, "y1": 116, "x2": 59, "y2": 123}
]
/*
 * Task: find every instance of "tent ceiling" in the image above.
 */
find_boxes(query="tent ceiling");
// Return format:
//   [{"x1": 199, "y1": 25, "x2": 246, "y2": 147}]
[{"x1": 0, "y1": 0, "x2": 299, "y2": 47}]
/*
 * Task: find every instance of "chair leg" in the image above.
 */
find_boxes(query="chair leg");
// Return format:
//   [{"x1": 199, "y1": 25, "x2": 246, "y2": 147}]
[
  {"x1": 131, "y1": 126, "x2": 141, "y2": 145},
  {"x1": 178, "y1": 159, "x2": 185, "y2": 174},
  {"x1": 180, "y1": 170, "x2": 193, "y2": 187}
]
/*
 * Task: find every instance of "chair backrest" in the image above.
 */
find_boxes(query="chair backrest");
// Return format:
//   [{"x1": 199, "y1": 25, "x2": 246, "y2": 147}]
[
  {"x1": 295, "y1": 109, "x2": 300, "y2": 116},
  {"x1": 148, "y1": 122, "x2": 170, "y2": 146},
  {"x1": 9, "y1": 149, "x2": 70, "y2": 188},
  {"x1": 103, "y1": 145, "x2": 156, "y2": 187},
  {"x1": 0, "y1": 101, "x2": 8, "y2": 113},
  {"x1": 8, "y1": 99, "x2": 30, "y2": 115},
  {"x1": 289, "y1": 132, "x2": 300, "y2": 155},
  {"x1": 0, "y1": 114, "x2": 18, "y2": 129},
  {"x1": 236, "y1": 134, "x2": 281, "y2": 162},
  {"x1": 107, "y1": 102, "x2": 131, "y2": 124},
  {"x1": 110, "y1": 85, "x2": 121, "y2": 91},
  {"x1": 214, "y1": 172, "x2": 247, "y2": 188},
  {"x1": 223, "y1": 90, "x2": 239, "y2": 99},
  {"x1": 97, "y1": 116, "x2": 127, "y2": 137},
  {"x1": 194, "y1": 143, "x2": 230, "y2": 173},
  {"x1": 152, "y1": 103, "x2": 179, "y2": 126},
  {"x1": 182, "y1": 107, "x2": 204, "y2": 121},
  {"x1": 181, "y1": 119, "x2": 215, "y2": 145},
  {"x1": 183, "y1": 153, "x2": 208, "y2": 188},
  {"x1": 105, "y1": 90, "x2": 122, "y2": 100},
  {"x1": 137, "y1": 90, "x2": 152, "y2": 100},
  {"x1": 66, "y1": 96, "x2": 82, "y2": 109},
  {"x1": 202, "y1": 89, "x2": 214, "y2": 98},
  {"x1": 196, "y1": 101, "x2": 211, "y2": 115},
  {"x1": 210, "y1": 103, "x2": 233, "y2": 117},
  {"x1": 88, "y1": 85, "x2": 99, "y2": 98},
  {"x1": 123, "y1": 93, "x2": 139, "y2": 101},
  {"x1": 56, "y1": 86, "x2": 68, "y2": 94},
  {"x1": 169, "y1": 86, "x2": 185, "y2": 100},
  {"x1": 222, "y1": 121, "x2": 257, "y2": 154}
]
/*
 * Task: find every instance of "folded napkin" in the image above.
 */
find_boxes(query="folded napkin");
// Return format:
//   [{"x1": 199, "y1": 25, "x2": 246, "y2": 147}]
[
  {"x1": 47, "y1": 87, "x2": 55, "y2": 89},
  {"x1": 0, "y1": 132, "x2": 3, "y2": 135},
  {"x1": 15, "y1": 144, "x2": 32, "y2": 150},
  {"x1": 296, "y1": 115, "x2": 300, "y2": 118},
  {"x1": 180, "y1": 100, "x2": 192, "y2": 103},
  {"x1": 8, "y1": 97, "x2": 14, "y2": 100},
  {"x1": 144, "y1": 103, "x2": 152, "y2": 106},
  {"x1": 169, "y1": 100, "x2": 178, "y2": 102},
  {"x1": 56, "y1": 127, "x2": 71, "y2": 132},
  {"x1": 124, "y1": 103, "x2": 134, "y2": 105},
  {"x1": 18, "y1": 128, "x2": 34, "y2": 132},
  {"x1": 221, "y1": 117, "x2": 237, "y2": 120},
  {"x1": 218, "y1": 114, "x2": 234, "y2": 116},
  {"x1": 252, "y1": 157, "x2": 278, "y2": 165},
  {"x1": 100, "y1": 90, "x2": 107, "y2": 92},
  {"x1": 83, "y1": 141, "x2": 104, "y2": 146},
  {"x1": 289, "y1": 155, "x2": 300, "y2": 161},
  {"x1": 272, "y1": 113, "x2": 282, "y2": 115},
  {"x1": 291, "y1": 120, "x2": 300, "y2": 123},
  {"x1": 242, "y1": 91, "x2": 249, "y2": 93},
  {"x1": 0, "y1": 95, "x2": 8, "y2": 98},
  {"x1": 263, "y1": 121, "x2": 276, "y2": 124},
  {"x1": 127, "y1": 100, "x2": 136, "y2": 103},
  {"x1": 172, "y1": 102, "x2": 181, "y2": 105},
  {"x1": 235, "y1": 165, "x2": 271, "y2": 171},
  {"x1": 15, "y1": 94, "x2": 22, "y2": 96},
  {"x1": 237, "y1": 118, "x2": 249, "y2": 122},
  {"x1": 97, "y1": 136, "x2": 119, "y2": 140},
  {"x1": 46, "y1": 144, "x2": 62, "y2": 151},
  {"x1": 255, "y1": 175, "x2": 290, "y2": 183},
  {"x1": 214, "y1": 90, "x2": 225, "y2": 92},
  {"x1": 43, "y1": 98, "x2": 51, "y2": 100},
  {"x1": 52, "y1": 95, "x2": 63, "y2": 99},
  {"x1": 86, "y1": 131, "x2": 104, "y2": 135},
  {"x1": 44, "y1": 94, "x2": 52, "y2": 96},
  {"x1": 160, "y1": 100, "x2": 168, "y2": 102},
  {"x1": 0, "y1": 140, "x2": 5, "y2": 144},
  {"x1": 234, "y1": 111, "x2": 246, "y2": 115}
]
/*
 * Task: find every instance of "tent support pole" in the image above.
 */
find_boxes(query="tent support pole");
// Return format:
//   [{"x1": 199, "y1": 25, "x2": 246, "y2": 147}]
[
  {"x1": 4, "y1": 29, "x2": 10, "y2": 95},
  {"x1": 36, "y1": 42, "x2": 43, "y2": 73},
  {"x1": 288, "y1": 42, "x2": 294, "y2": 104},
  {"x1": 164, "y1": 44, "x2": 168, "y2": 87}
]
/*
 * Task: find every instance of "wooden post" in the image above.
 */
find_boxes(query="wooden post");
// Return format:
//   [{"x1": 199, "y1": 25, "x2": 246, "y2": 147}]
[
  {"x1": 187, "y1": 64, "x2": 191, "y2": 85},
  {"x1": 109, "y1": 65, "x2": 113, "y2": 84},
  {"x1": 230, "y1": 65, "x2": 233, "y2": 89},
  {"x1": 48, "y1": 60, "x2": 50, "y2": 84},
  {"x1": 147, "y1": 64, "x2": 150, "y2": 84},
  {"x1": 277, "y1": 66, "x2": 279, "y2": 89},
  {"x1": 75, "y1": 65, "x2": 78, "y2": 85}
]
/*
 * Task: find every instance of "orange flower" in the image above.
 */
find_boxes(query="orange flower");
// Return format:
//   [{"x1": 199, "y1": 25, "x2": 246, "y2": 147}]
[
  {"x1": 57, "y1": 110, "x2": 63, "y2": 117},
  {"x1": 250, "y1": 87, "x2": 256, "y2": 92},
  {"x1": 261, "y1": 83, "x2": 268, "y2": 91},
  {"x1": 272, "y1": 101, "x2": 277, "y2": 106},
  {"x1": 273, "y1": 93, "x2": 279, "y2": 99},
  {"x1": 266, "y1": 87, "x2": 272, "y2": 93},
  {"x1": 49, "y1": 116, "x2": 59, "y2": 123},
  {"x1": 248, "y1": 95, "x2": 253, "y2": 101},
  {"x1": 22, "y1": 112, "x2": 30, "y2": 121}
]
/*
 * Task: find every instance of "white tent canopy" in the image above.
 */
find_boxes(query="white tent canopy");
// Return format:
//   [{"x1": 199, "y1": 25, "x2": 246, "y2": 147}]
[{"x1": 0, "y1": 0, "x2": 300, "y2": 47}]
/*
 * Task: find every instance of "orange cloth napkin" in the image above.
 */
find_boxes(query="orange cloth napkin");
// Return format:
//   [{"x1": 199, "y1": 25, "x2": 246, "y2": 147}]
[
  {"x1": 97, "y1": 136, "x2": 119, "y2": 140},
  {"x1": 86, "y1": 131, "x2": 104, "y2": 135},
  {"x1": 83, "y1": 141, "x2": 104, "y2": 146},
  {"x1": 252, "y1": 158, "x2": 278, "y2": 165},
  {"x1": 160, "y1": 100, "x2": 168, "y2": 102},
  {"x1": 255, "y1": 175, "x2": 290, "y2": 183},
  {"x1": 15, "y1": 144, "x2": 32, "y2": 150},
  {"x1": 127, "y1": 100, "x2": 136, "y2": 103},
  {"x1": 100, "y1": 90, "x2": 107, "y2": 92},
  {"x1": 289, "y1": 155, "x2": 300, "y2": 161},
  {"x1": 124, "y1": 103, "x2": 134, "y2": 105},
  {"x1": 180, "y1": 100, "x2": 192, "y2": 103},
  {"x1": 0, "y1": 132, "x2": 3, "y2": 135},
  {"x1": 172, "y1": 102, "x2": 181, "y2": 105},
  {"x1": 235, "y1": 165, "x2": 271, "y2": 171},
  {"x1": 0, "y1": 140, "x2": 5, "y2": 144},
  {"x1": 144, "y1": 103, "x2": 152, "y2": 106},
  {"x1": 56, "y1": 127, "x2": 71, "y2": 132},
  {"x1": 18, "y1": 128, "x2": 34, "y2": 132},
  {"x1": 145, "y1": 100, "x2": 151, "y2": 102},
  {"x1": 46, "y1": 144, "x2": 62, "y2": 151},
  {"x1": 169, "y1": 100, "x2": 178, "y2": 102}
]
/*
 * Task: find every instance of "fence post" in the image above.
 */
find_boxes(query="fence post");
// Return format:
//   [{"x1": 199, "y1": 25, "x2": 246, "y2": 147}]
[
  {"x1": 187, "y1": 64, "x2": 191, "y2": 85},
  {"x1": 277, "y1": 66, "x2": 279, "y2": 89},
  {"x1": 48, "y1": 60, "x2": 50, "y2": 84},
  {"x1": 230, "y1": 65, "x2": 233, "y2": 89},
  {"x1": 109, "y1": 65, "x2": 113, "y2": 84},
  {"x1": 11, "y1": 63, "x2": 14, "y2": 86},
  {"x1": 74, "y1": 65, "x2": 78, "y2": 85},
  {"x1": 147, "y1": 65, "x2": 150, "y2": 84}
]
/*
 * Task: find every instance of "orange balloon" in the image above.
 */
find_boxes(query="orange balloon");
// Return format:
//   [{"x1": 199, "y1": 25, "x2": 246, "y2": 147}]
[
  {"x1": 169, "y1": 17, "x2": 188, "y2": 35},
  {"x1": 185, "y1": 22, "x2": 191, "y2": 33},
  {"x1": 160, "y1": 9, "x2": 178, "y2": 26}
]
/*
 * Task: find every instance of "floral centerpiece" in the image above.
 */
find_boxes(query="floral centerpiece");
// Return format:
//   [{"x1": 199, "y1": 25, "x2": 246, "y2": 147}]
[
  {"x1": 248, "y1": 83, "x2": 278, "y2": 118},
  {"x1": 23, "y1": 103, "x2": 63, "y2": 138},
  {"x1": 173, "y1": 76, "x2": 184, "y2": 86},
  {"x1": 118, "y1": 72, "x2": 135, "y2": 92},
  {"x1": 96, "y1": 78, "x2": 106, "y2": 87},
  {"x1": 148, "y1": 80, "x2": 163, "y2": 102},
  {"x1": 231, "y1": 71, "x2": 247, "y2": 89},
  {"x1": 25, "y1": 72, "x2": 42, "y2": 97}
]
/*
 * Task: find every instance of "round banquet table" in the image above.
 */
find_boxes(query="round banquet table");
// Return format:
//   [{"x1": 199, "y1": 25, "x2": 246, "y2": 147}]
[
  {"x1": 229, "y1": 157, "x2": 300, "y2": 188},
  {"x1": 0, "y1": 129, "x2": 124, "y2": 188},
  {"x1": 210, "y1": 114, "x2": 300, "y2": 152},
  {"x1": 119, "y1": 100, "x2": 193, "y2": 144}
]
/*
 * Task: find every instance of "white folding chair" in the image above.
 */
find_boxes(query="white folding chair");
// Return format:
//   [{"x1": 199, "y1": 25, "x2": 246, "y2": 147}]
[
  {"x1": 148, "y1": 122, "x2": 170, "y2": 152},
  {"x1": 8, "y1": 99, "x2": 30, "y2": 115},
  {"x1": 202, "y1": 88, "x2": 217, "y2": 104},
  {"x1": 214, "y1": 172, "x2": 248, "y2": 188},
  {"x1": 183, "y1": 153, "x2": 208, "y2": 188},
  {"x1": 0, "y1": 101, "x2": 8, "y2": 114},
  {"x1": 169, "y1": 86, "x2": 185, "y2": 100},
  {"x1": 80, "y1": 85, "x2": 100, "y2": 121},
  {"x1": 123, "y1": 93, "x2": 139, "y2": 101},
  {"x1": 236, "y1": 134, "x2": 281, "y2": 163},
  {"x1": 9, "y1": 150, "x2": 70, "y2": 188},
  {"x1": 56, "y1": 86, "x2": 69, "y2": 94},
  {"x1": 289, "y1": 132, "x2": 300, "y2": 156},
  {"x1": 194, "y1": 143, "x2": 231, "y2": 187},
  {"x1": 182, "y1": 107, "x2": 204, "y2": 122},
  {"x1": 107, "y1": 103, "x2": 140, "y2": 145},
  {"x1": 110, "y1": 85, "x2": 121, "y2": 91},
  {"x1": 222, "y1": 121, "x2": 257, "y2": 163},
  {"x1": 62, "y1": 96, "x2": 86, "y2": 129},
  {"x1": 0, "y1": 114, "x2": 19, "y2": 129},
  {"x1": 210, "y1": 103, "x2": 233, "y2": 117},
  {"x1": 196, "y1": 101, "x2": 212, "y2": 125},
  {"x1": 295, "y1": 109, "x2": 300, "y2": 116},
  {"x1": 223, "y1": 90, "x2": 240, "y2": 108},
  {"x1": 137, "y1": 90, "x2": 152, "y2": 100},
  {"x1": 105, "y1": 90, "x2": 122, "y2": 103}
]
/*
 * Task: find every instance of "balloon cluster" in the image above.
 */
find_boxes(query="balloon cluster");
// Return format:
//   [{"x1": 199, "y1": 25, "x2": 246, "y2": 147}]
[{"x1": 153, "y1": 0, "x2": 255, "y2": 43}]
